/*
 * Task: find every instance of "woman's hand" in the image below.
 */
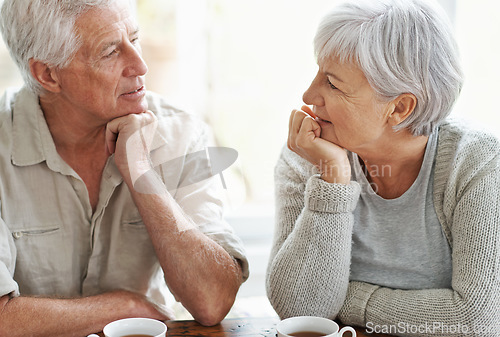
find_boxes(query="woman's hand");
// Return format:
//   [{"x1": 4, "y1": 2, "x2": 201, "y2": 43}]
[{"x1": 287, "y1": 106, "x2": 351, "y2": 184}]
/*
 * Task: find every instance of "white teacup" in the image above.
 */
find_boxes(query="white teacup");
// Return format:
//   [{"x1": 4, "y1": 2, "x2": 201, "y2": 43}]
[
  {"x1": 102, "y1": 317, "x2": 167, "y2": 337},
  {"x1": 276, "y1": 316, "x2": 356, "y2": 337}
]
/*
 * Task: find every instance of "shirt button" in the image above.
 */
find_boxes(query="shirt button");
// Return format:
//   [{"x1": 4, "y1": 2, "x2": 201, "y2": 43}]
[{"x1": 12, "y1": 231, "x2": 23, "y2": 239}]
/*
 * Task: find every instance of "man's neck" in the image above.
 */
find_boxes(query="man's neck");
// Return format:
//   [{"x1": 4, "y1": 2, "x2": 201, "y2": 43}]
[{"x1": 39, "y1": 93, "x2": 107, "y2": 154}]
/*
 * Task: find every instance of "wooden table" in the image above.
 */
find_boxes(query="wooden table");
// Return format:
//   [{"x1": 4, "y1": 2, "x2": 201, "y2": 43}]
[
  {"x1": 97, "y1": 317, "x2": 392, "y2": 337},
  {"x1": 165, "y1": 317, "x2": 392, "y2": 337}
]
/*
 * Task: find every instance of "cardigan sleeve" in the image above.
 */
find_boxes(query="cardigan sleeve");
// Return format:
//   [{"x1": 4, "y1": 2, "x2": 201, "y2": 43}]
[
  {"x1": 338, "y1": 167, "x2": 500, "y2": 336},
  {"x1": 266, "y1": 148, "x2": 361, "y2": 319}
]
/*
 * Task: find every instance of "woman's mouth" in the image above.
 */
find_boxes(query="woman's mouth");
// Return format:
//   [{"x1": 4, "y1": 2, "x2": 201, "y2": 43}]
[{"x1": 316, "y1": 117, "x2": 332, "y2": 124}]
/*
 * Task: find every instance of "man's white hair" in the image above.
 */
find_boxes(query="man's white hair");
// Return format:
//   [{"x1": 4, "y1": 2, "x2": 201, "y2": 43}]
[{"x1": 0, "y1": 0, "x2": 118, "y2": 95}]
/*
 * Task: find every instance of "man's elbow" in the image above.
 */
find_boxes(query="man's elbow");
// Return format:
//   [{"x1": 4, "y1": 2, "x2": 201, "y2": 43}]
[
  {"x1": 194, "y1": 310, "x2": 226, "y2": 327},
  {"x1": 192, "y1": 291, "x2": 238, "y2": 327}
]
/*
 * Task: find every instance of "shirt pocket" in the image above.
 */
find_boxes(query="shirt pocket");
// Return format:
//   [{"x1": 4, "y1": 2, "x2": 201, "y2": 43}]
[
  {"x1": 10, "y1": 224, "x2": 73, "y2": 295},
  {"x1": 119, "y1": 217, "x2": 156, "y2": 256},
  {"x1": 11, "y1": 227, "x2": 60, "y2": 239}
]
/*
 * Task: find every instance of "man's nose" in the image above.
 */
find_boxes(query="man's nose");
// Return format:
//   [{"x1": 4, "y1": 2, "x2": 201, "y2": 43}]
[{"x1": 124, "y1": 44, "x2": 148, "y2": 77}]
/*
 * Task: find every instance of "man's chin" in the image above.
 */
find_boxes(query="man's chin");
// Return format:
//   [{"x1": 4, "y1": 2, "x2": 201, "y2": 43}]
[{"x1": 120, "y1": 101, "x2": 149, "y2": 116}]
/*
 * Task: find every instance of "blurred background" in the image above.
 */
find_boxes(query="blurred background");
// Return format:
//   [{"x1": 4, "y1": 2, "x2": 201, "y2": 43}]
[{"x1": 1, "y1": 0, "x2": 499, "y2": 318}]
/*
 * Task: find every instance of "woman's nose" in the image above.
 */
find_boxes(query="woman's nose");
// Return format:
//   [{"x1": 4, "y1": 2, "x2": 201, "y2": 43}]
[{"x1": 302, "y1": 72, "x2": 324, "y2": 107}]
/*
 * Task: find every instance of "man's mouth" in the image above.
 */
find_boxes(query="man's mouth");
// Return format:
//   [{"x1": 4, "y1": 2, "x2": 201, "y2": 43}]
[{"x1": 122, "y1": 86, "x2": 145, "y2": 96}]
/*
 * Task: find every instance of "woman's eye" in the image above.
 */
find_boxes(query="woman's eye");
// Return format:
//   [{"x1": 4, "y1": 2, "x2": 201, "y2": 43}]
[{"x1": 327, "y1": 78, "x2": 337, "y2": 90}]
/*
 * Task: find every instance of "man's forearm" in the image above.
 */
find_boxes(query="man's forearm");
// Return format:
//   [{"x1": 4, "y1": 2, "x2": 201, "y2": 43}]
[
  {"x1": 105, "y1": 111, "x2": 243, "y2": 325},
  {"x1": 0, "y1": 290, "x2": 169, "y2": 337},
  {"x1": 129, "y1": 187, "x2": 243, "y2": 326}
]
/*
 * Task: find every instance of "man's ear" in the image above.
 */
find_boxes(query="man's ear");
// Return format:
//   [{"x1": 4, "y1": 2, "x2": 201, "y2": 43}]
[
  {"x1": 28, "y1": 59, "x2": 61, "y2": 93},
  {"x1": 387, "y1": 93, "x2": 417, "y2": 127}
]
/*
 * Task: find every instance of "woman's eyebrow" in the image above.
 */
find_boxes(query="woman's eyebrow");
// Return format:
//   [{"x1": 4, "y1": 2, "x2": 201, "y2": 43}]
[{"x1": 325, "y1": 71, "x2": 345, "y2": 83}]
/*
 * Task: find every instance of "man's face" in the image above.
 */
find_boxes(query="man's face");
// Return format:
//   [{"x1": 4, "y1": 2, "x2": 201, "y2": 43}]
[{"x1": 53, "y1": 0, "x2": 148, "y2": 124}]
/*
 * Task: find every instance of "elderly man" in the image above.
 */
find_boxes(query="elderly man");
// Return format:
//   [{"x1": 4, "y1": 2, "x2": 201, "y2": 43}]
[{"x1": 0, "y1": 0, "x2": 248, "y2": 336}]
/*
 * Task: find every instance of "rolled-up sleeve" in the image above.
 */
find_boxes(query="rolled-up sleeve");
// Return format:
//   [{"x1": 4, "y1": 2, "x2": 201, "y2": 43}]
[{"x1": 0, "y1": 215, "x2": 19, "y2": 298}]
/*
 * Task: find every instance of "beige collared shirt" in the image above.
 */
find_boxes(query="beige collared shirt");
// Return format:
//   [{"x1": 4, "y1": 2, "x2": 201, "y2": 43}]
[{"x1": 0, "y1": 87, "x2": 248, "y2": 307}]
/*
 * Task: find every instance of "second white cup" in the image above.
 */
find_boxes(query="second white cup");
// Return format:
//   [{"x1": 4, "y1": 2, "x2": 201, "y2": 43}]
[{"x1": 276, "y1": 316, "x2": 356, "y2": 337}]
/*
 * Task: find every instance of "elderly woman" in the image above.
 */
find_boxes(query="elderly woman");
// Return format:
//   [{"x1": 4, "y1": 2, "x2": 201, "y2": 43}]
[
  {"x1": 0, "y1": 0, "x2": 247, "y2": 335},
  {"x1": 266, "y1": 0, "x2": 500, "y2": 336}
]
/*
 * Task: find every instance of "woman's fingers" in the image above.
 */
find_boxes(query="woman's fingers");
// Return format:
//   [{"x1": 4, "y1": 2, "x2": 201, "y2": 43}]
[
  {"x1": 301, "y1": 105, "x2": 316, "y2": 119},
  {"x1": 288, "y1": 108, "x2": 321, "y2": 152}
]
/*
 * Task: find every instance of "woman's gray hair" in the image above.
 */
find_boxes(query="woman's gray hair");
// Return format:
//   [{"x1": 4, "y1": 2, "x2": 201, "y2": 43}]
[
  {"x1": 315, "y1": 0, "x2": 464, "y2": 136},
  {"x1": 0, "y1": 0, "x2": 117, "y2": 95}
]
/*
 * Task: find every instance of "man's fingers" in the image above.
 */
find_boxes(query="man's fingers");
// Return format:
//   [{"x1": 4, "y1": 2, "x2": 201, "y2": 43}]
[
  {"x1": 105, "y1": 110, "x2": 157, "y2": 154},
  {"x1": 105, "y1": 122, "x2": 119, "y2": 154}
]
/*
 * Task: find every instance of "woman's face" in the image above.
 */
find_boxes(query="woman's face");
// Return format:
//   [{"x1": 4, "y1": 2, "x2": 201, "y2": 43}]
[{"x1": 302, "y1": 56, "x2": 394, "y2": 155}]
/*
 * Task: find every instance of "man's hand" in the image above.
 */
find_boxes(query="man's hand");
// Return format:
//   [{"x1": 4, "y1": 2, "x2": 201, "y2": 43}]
[
  {"x1": 288, "y1": 106, "x2": 351, "y2": 184},
  {"x1": 0, "y1": 291, "x2": 174, "y2": 337},
  {"x1": 105, "y1": 110, "x2": 158, "y2": 188}
]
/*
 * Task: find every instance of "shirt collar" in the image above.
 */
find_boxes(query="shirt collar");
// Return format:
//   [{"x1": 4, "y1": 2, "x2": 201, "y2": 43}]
[{"x1": 11, "y1": 87, "x2": 72, "y2": 176}]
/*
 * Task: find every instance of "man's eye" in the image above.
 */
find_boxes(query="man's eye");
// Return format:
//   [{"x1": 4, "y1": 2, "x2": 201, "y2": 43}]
[{"x1": 105, "y1": 49, "x2": 118, "y2": 58}]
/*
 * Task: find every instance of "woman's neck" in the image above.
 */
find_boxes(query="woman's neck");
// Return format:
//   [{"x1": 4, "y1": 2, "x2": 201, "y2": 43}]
[{"x1": 357, "y1": 132, "x2": 429, "y2": 199}]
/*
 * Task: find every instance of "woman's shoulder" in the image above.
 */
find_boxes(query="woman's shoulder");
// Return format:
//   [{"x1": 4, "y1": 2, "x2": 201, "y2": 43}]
[
  {"x1": 434, "y1": 117, "x2": 500, "y2": 203},
  {"x1": 437, "y1": 118, "x2": 500, "y2": 167},
  {"x1": 438, "y1": 118, "x2": 500, "y2": 150}
]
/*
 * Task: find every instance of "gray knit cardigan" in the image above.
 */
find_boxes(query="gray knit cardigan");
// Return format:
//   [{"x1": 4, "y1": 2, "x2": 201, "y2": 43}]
[{"x1": 266, "y1": 119, "x2": 500, "y2": 336}]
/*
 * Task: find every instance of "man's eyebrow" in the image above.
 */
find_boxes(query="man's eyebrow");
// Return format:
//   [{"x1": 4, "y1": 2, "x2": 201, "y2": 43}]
[
  {"x1": 325, "y1": 71, "x2": 345, "y2": 83},
  {"x1": 99, "y1": 39, "x2": 120, "y2": 54},
  {"x1": 130, "y1": 28, "x2": 140, "y2": 38},
  {"x1": 99, "y1": 28, "x2": 140, "y2": 54}
]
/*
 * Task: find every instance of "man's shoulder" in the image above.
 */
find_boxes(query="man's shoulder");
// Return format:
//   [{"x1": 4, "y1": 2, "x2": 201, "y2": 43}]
[
  {"x1": 146, "y1": 91, "x2": 207, "y2": 131},
  {"x1": 0, "y1": 87, "x2": 22, "y2": 127},
  {"x1": 146, "y1": 91, "x2": 210, "y2": 152}
]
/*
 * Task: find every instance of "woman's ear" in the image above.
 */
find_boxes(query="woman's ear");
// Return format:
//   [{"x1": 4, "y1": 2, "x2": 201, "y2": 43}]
[
  {"x1": 28, "y1": 59, "x2": 62, "y2": 93},
  {"x1": 388, "y1": 93, "x2": 417, "y2": 127}
]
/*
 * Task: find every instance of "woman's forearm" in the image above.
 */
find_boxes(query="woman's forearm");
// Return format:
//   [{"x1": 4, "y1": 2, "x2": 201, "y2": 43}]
[{"x1": 267, "y1": 158, "x2": 360, "y2": 318}]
